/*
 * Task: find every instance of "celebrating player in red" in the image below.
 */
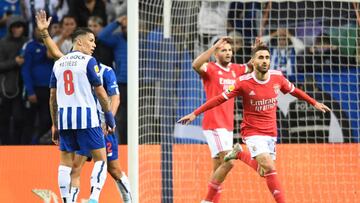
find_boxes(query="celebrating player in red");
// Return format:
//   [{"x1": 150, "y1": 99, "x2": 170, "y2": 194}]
[
  {"x1": 179, "y1": 43, "x2": 330, "y2": 203},
  {"x1": 192, "y1": 36, "x2": 252, "y2": 203}
]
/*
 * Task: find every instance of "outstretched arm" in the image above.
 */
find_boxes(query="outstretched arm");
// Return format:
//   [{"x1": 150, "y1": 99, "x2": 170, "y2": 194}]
[
  {"x1": 290, "y1": 88, "x2": 331, "y2": 113},
  {"x1": 35, "y1": 10, "x2": 64, "y2": 59},
  {"x1": 177, "y1": 93, "x2": 228, "y2": 125}
]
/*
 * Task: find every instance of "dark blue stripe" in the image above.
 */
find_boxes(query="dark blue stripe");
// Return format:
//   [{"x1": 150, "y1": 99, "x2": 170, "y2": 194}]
[
  {"x1": 67, "y1": 107, "x2": 72, "y2": 129},
  {"x1": 72, "y1": 188, "x2": 79, "y2": 202},
  {"x1": 59, "y1": 108, "x2": 64, "y2": 130},
  {"x1": 97, "y1": 161, "x2": 105, "y2": 183},
  {"x1": 76, "y1": 107, "x2": 82, "y2": 129},
  {"x1": 86, "y1": 108, "x2": 91, "y2": 128}
]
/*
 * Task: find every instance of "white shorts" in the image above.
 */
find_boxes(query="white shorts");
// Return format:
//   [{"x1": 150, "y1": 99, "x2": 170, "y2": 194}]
[
  {"x1": 203, "y1": 128, "x2": 233, "y2": 158},
  {"x1": 243, "y1": 136, "x2": 277, "y2": 160}
]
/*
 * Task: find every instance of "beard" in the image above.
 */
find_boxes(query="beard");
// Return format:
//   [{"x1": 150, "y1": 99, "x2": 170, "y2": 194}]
[{"x1": 256, "y1": 64, "x2": 269, "y2": 74}]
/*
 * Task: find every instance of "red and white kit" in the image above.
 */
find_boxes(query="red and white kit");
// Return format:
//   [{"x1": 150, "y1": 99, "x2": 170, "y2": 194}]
[{"x1": 201, "y1": 62, "x2": 247, "y2": 157}]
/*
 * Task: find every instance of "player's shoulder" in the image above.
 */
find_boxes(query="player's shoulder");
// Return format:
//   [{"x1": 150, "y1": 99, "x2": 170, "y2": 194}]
[
  {"x1": 99, "y1": 63, "x2": 115, "y2": 76},
  {"x1": 99, "y1": 63, "x2": 113, "y2": 72},
  {"x1": 238, "y1": 72, "x2": 253, "y2": 81},
  {"x1": 22, "y1": 39, "x2": 35, "y2": 50},
  {"x1": 229, "y1": 63, "x2": 246, "y2": 68},
  {"x1": 205, "y1": 61, "x2": 216, "y2": 69},
  {"x1": 269, "y1": 70, "x2": 284, "y2": 77}
]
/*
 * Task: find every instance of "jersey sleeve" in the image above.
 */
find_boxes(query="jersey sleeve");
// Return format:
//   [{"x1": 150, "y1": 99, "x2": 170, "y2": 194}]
[
  {"x1": 236, "y1": 63, "x2": 248, "y2": 76},
  {"x1": 280, "y1": 75, "x2": 295, "y2": 94},
  {"x1": 200, "y1": 63, "x2": 211, "y2": 79},
  {"x1": 49, "y1": 71, "x2": 57, "y2": 88},
  {"x1": 86, "y1": 57, "x2": 102, "y2": 87},
  {"x1": 103, "y1": 68, "x2": 119, "y2": 96},
  {"x1": 222, "y1": 78, "x2": 242, "y2": 100}
]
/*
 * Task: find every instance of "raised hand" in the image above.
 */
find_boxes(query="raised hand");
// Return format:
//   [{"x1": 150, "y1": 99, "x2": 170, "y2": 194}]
[
  {"x1": 314, "y1": 102, "x2": 331, "y2": 113},
  {"x1": 177, "y1": 113, "x2": 196, "y2": 125},
  {"x1": 35, "y1": 10, "x2": 52, "y2": 31}
]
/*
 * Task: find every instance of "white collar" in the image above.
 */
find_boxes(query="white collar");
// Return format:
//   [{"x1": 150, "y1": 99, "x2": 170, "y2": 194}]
[
  {"x1": 215, "y1": 62, "x2": 231, "y2": 72},
  {"x1": 251, "y1": 71, "x2": 270, "y2": 84}
]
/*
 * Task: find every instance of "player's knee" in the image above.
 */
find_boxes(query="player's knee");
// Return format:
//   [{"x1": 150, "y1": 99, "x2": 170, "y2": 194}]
[
  {"x1": 256, "y1": 155, "x2": 275, "y2": 173},
  {"x1": 258, "y1": 161, "x2": 275, "y2": 173}
]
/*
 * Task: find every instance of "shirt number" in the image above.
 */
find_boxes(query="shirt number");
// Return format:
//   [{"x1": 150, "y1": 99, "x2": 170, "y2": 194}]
[{"x1": 63, "y1": 70, "x2": 74, "y2": 95}]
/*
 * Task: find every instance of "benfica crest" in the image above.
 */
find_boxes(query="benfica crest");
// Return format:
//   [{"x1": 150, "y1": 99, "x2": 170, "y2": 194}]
[{"x1": 273, "y1": 84, "x2": 280, "y2": 95}]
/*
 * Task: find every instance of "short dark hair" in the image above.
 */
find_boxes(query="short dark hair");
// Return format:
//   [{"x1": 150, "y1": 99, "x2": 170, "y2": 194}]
[
  {"x1": 71, "y1": 27, "x2": 95, "y2": 43},
  {"x1": 251, "y1": 43, "x2": 270, "y2": 56},
  {"x1": 212, "y1": 37, "x2": 233, "y2": 46}
]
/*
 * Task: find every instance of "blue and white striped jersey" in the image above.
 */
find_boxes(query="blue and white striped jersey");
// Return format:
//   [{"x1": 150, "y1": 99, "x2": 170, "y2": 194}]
[
  {"x1": 50, "y1": 51, "x2": 102, "y2": 130},
  {"x1": 97, "y1": 63, "x2": 119, "y2": 123}
]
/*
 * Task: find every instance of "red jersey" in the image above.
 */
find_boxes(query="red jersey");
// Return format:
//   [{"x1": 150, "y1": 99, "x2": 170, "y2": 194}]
[
  {"x1": 201, "y1": 62, "x2": 247, "y2": 130},
  {"x1": 223, "y1": 70, "x2": 295, "y2": 137}
]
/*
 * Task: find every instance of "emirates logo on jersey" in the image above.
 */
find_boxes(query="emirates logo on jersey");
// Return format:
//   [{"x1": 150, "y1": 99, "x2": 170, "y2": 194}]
[{"x1": 250, "y1": 98, "x2": 277, "y2": 111}]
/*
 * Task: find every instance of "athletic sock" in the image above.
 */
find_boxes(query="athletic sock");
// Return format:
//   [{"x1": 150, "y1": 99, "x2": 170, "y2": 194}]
[
  {"x1": 89, "y1": 161, "x2": 107, "y2": 201},
  {"x1": 70, "y1": 187, "x2": 80, "y2": 203},
  {"x1": 264, "y1": 170, "x2": 286, "y2": 203},
  {"x1": 212, "y1": 185, "x2": 222, "y2": 203},
  {"x1": 204, "y1": 180, "x2": 221, "y2": 202},
  {"x1": 116, "y1": 172, "x2": 132, "y2": 202},
  {"x1": 237, "y1": 151, "x2": 258, "y2": 171},
  {"x1": 58, "y1": 165, "x2": 72, "y2": 203}
]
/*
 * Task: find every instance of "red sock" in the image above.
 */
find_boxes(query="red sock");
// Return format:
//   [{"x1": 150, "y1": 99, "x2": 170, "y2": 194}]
[
  {"x1": 205, "y1": 180, "x2": 221, "y2": 201},
  {"x1": 212, "y1": 185, "x2": 222, "y2": 203},
  {"x1": 264, "y1": 170, "x2": 286, "y2": 203},
  {"x1": 236, "y1": 151, "x2": 258, "y2": 171}
]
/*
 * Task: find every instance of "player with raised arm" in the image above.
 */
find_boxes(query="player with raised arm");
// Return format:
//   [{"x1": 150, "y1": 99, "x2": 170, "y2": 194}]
[
  {"x1": 36, "y1": 10, "x2": 132, "y2": 203},
  {"x1": 192, "y1": 36, "x2": 252, "y2": 203},
  {"x1": 178, "y1": 43, "x2": 330, "y2": 203},
  {"x1": 49, "y1": 25, "x2": 115, "y2": 203}
]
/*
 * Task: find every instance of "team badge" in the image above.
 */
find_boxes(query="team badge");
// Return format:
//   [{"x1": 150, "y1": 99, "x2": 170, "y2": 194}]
[
  {"x1": 94, "y1": 65, "x2": 100, "y2": 73},
  {"x1": 273, "y1": 84, "x2": 280, "y2": 95},
  {"x1": 218, "y1": 71, "x2": 223, "y2": 75},
  {"x1": 226, "y1": 85, "x2": 235, "y2": 93}
]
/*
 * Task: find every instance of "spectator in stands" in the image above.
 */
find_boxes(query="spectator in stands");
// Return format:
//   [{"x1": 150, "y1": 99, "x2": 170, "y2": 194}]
[
  {"x1": 52, "y1": 15, "x2": 77, "y2": 55},
  {"x1": 0, "y1": 0, "x2": 23, "y2": 39},
  {"x1": 68, "y1": 0, "x2": 107, "y2": 27},
  {"x1": 261, "y1": 28, "x2": 305, "y2": 80},
  {"x1": 106, "y1": 0, "x2": 127, "y2": 22},
  {"x1": 0, "y1": 15, "x2": 27, "y2": 145},
  {"x1": 305, "y1": 33, "x2": 340, "y2": 72},
  {"x1": 87, "y1": 15, "x2": 114, "y2": 67},
  {"x1": 23, "y1": 0, "x2": 68, "y2": 38},
  {"x1": 228, "y1": 30, "x2": 248, "y2": 64},
  {"x1": 21, "y1": 27, "x2": 54, "y2": 144},
  {"x1": 197, "y1": 1, "x2": 229, "y2": 54},
  {"x1": 48, "y1": 15, "x2": 61, "y2": 37},
  {"x1": 98, "y1": 15, "x2": 128, "y2": 144},
  {"x1": 227, "y1": 1, "x2": 262, "y2": 57}
]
